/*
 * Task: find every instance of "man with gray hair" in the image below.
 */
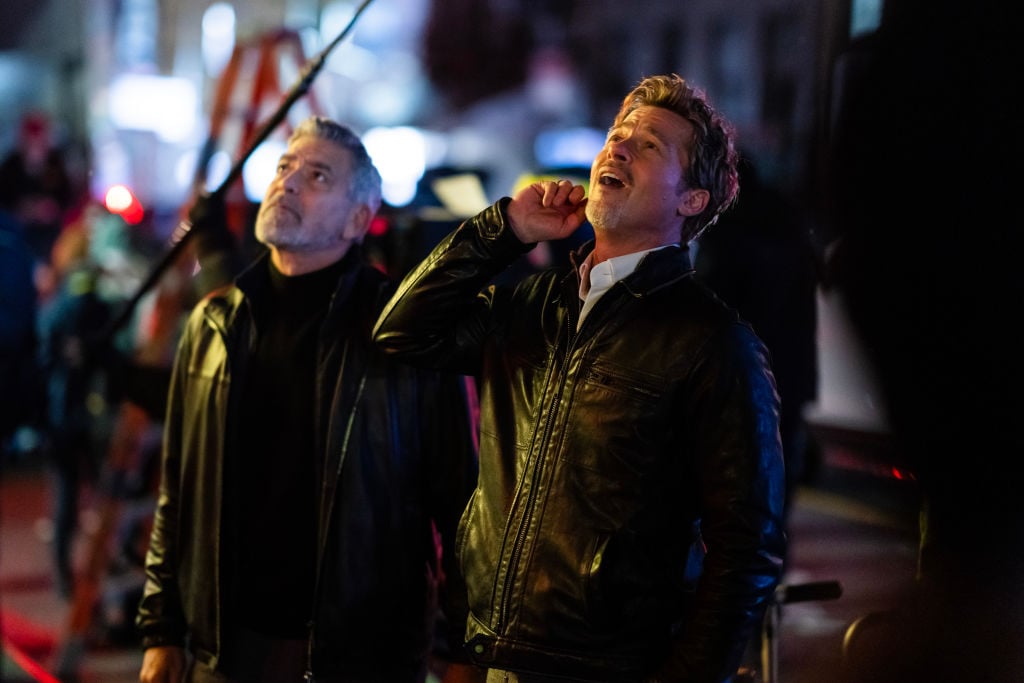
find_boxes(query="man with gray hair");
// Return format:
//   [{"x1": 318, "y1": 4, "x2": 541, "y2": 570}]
[{"x1": 137, "y1": 117, "x2": 479, "y2": 682}]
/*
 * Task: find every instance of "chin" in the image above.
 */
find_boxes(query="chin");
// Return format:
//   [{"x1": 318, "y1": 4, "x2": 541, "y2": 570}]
[{"x1": 586, "y1": 203, "x2": 617, "y2": 231}]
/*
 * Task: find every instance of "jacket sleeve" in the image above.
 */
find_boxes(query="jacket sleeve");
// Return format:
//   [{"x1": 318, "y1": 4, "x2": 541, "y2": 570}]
[
  {"x1": 372, "y1": 198, "x2": 533, "y2": 376},
  {"x1": 134, "y1": 315, "x2": 193, "y2": 650},
  {"x1": 654, "y1": 322, "x2": 787, "y2": 682}
]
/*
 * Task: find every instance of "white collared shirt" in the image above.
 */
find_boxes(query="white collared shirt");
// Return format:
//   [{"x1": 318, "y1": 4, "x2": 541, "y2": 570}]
[{"x1": 577, "y1": 245, "x2": 677, "y2": 330}]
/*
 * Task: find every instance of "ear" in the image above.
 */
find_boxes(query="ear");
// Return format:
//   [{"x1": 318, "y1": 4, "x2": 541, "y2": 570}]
[
  {"x1": 677, "y1": 189, "x2": 709, "y2": 217},
  {"x1": 343, "y1": 204, "x2": 374, "y2": 242}
]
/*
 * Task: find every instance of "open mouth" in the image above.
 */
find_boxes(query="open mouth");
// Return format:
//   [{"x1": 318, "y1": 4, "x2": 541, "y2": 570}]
[{"x1": 599, "y1": 172, "x2": 625, "y2": 188}]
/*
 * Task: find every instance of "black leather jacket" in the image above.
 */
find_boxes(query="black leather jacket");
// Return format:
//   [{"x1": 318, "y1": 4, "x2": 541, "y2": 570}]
[
  {"x1": 373, "y1": 200, "x2": 786, "y2": 682},
  {"x1": 136, "y1": 249, "x2": 478, "y2": 681}
]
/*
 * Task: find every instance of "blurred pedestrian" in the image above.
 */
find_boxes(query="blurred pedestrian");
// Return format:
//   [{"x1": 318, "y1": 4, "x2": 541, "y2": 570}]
[
  {"x1": 375, "y1": 74, "x2": 785, "y2": 683},
  {"x1": 136, "y1": 116, "x2": 479, "y2": 683},
  {"x1": 0, "y1": 111, "x2": 77, "y2": 265},
  {"x1": 36, "y1": 220, "x2": 116, "y2": 598},
  {"x1": 826, "y1": 1, "x2": 1024, "y2": 681},
  {"x1": 0, "y1": 205, "x2": 41, "y2": 459}
]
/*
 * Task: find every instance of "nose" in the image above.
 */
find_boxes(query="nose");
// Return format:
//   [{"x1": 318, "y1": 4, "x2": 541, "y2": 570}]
[
  {"x1": 606, "y1": 137, "x2": 631, "y2": 161},
  {"x1": 279, "y1": 167, "x2": 300, "y2": 193},
  {"x1": 270, "y1": 160, "x2": 303, "y2": 194}
]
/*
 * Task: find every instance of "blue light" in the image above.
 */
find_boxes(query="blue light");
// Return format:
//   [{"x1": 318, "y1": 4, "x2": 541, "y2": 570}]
[{"x1": 533, "y1": 127, "x2": 605, "y2": 170}]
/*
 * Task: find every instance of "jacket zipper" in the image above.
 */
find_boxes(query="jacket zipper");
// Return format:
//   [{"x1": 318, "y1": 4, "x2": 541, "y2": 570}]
[
  {"x1": 305, "y1": 341, "x2": 368, "y2": 680},
  {"x1": 496, "y1": 301, "x2": 579, "y2": 631}
]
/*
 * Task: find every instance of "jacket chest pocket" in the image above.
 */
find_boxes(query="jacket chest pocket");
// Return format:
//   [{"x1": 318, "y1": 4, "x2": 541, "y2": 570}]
[{"x1": 560, "y1": 363, "x2": 670, "y2": 478}]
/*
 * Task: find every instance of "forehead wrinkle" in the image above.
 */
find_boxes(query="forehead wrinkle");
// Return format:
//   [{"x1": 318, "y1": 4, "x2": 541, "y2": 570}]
[
  {"x1": 281, "y1": 150, "x2": 338, "y2": 175},
  {"x1": 618, "y1": 111, "x2": 684, "y2": 151}
]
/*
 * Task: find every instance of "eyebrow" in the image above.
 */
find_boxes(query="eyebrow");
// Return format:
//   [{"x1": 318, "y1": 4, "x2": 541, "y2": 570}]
[
  {"x1": 615, "y1": 118, "x2": 677, "y2": 149},
  {"x1": 279, "y1": 152, "x2": 334, "y2": 170},
  {"x1": 641, "y1": 123, "x2": 678, "y2": 149}
]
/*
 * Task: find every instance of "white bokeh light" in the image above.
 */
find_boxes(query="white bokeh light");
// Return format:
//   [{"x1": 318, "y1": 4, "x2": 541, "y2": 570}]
[
  {"x1": 202, "y1": 3, "x2": 236, "y2": 76},
  {"x1": 109, "y1": 74, "x2": 198, "y2": 142},
  {"x1": 362, "y1": 126, "x2": 426, "y2": 207},
  {"x1": 242, "y1": 140, "x2": 289, "y2": 202}
]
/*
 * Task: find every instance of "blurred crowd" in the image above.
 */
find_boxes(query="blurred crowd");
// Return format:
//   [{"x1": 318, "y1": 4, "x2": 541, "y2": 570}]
[{"x1": 0, "y1": 111, "x2": 203, "y2": 642}]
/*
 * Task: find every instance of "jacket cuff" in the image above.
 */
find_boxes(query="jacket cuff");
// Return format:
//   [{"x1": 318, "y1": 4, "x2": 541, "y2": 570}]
[
  {"x1": 473, "y1": 197, "x2": 536, "y2": 252},
  {"x1": 140, "y1": 633, "x2": 186, "y2": 651}
]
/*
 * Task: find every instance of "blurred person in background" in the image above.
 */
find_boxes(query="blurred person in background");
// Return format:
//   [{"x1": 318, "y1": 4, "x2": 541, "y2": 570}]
[
  {"x1": 0, "y1": 111, "x2": 78, "y2": 266},
  {"x1": 0, "y1": 202, "x2": 41, "y2": 459},
  {"x1": 827, "y1": 1, "x2": 1023, "y2": 681},
  {"x1": 136, "y1": 116, "x2": 479, "y2": 683},
  {"x1": 36, "y1": 218, "x2": 118, "y2": 598},
  {"x1": 375, "y1": 74, "x2": 785, "y2": 683}
]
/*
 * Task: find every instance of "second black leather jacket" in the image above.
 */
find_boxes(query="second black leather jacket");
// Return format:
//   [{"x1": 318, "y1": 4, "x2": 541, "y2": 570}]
[
  {"x1": 136, "y1": 248, "x2": 478, "y2": 681},
  {"x1": 374, "y1": 200, "x2": 787, "y2": 683}
]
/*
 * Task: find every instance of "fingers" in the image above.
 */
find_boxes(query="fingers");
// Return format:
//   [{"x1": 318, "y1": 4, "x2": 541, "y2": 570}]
[
  {"x1": 508, "y1": 179, "x2": 588, "y2": 243},
  {"x1": 539, "y1": 179, "x2": 585, "y2": 208}
]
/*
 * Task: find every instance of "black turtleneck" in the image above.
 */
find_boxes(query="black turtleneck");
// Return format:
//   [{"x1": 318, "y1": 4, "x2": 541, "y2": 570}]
[{"x1": 233, "y1": 256, "x2": 344, "y2": 637}]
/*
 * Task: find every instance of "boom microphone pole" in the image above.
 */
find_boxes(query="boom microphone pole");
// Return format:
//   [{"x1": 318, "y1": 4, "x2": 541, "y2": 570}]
[{"x1": 100, "y1": 0, "x2": 375, "y2": 341}]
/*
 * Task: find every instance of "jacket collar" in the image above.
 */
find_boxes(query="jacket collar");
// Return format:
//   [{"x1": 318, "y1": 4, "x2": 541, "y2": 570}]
[
  {"x1": 569, "y1": 240, "x2": 695, "y2": 296},
  {"x1": 234, "y1": 245, "x2": 366, "y2": 327}
]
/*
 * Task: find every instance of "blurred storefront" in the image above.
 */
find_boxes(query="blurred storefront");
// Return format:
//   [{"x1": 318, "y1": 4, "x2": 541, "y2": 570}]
[
  {"x1": 0, "y1": 0, "x2": 877, "y2": 217},
  {"x1": 0, "y1": 0, "x2": 888, "y2": 441}
]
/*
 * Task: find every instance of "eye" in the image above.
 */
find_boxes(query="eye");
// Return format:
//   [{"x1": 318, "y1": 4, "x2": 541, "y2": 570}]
[{"x1": 302, "y1": 166, "x2": 331, "y2": 185}]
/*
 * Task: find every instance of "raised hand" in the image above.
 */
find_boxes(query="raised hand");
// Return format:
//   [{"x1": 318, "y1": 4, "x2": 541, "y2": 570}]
[{"x1": 506, "y1": 179, "x2": 587, "y2": 244}]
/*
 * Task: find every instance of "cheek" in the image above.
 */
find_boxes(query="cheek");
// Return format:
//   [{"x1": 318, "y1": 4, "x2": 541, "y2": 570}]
[
  {"x1": 262, "y1": 179, "x2": 282, "y2": 202},
  {"x1": 588, "y1": 160, "x2": 603, "y2": 188},
  {"x1": 311, "y1": 196, "x2": 343, "y2": 219},
  {"x1": 646, "y1": 175, "x2": 687, "y2": 214},
  {"x1": 656, "y1": 165, "x2": 687, "y2": 198}
]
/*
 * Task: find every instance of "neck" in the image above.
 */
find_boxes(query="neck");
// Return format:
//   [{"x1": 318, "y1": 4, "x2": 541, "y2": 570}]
[
  {"x1": 271, "y1": 243, "x2": 351, "y2": 276},
  {"x1": 590, "y1": 233, "x2": 677, "y2": 266}
]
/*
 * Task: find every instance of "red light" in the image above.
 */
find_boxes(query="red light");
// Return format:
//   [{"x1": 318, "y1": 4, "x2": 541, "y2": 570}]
[
  {"x1": 104, "y1": 184, "x2": 145, "y2": 225},
  {"x1": 368, "y1": 215, "x2": 389, "y2": 237},
  {"x1": 890, "y1": 466, "x2": 916, "y2": 481}
]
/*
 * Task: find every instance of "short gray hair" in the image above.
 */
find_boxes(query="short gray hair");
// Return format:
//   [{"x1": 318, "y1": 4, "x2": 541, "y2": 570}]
[{"x1": 289, "y1": 116, "x2": 382, "y2": 212}]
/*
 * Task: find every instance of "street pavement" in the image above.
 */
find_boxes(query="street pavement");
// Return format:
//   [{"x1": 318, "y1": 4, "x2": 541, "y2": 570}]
[{"x1": 1, "y1": 441, "x2": 921, "y2": 683}]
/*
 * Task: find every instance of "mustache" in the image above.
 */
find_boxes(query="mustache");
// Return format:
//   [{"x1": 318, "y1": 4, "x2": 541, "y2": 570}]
[{"x1": 261, "y1": 196, "x2": 299, "y2": 217}]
